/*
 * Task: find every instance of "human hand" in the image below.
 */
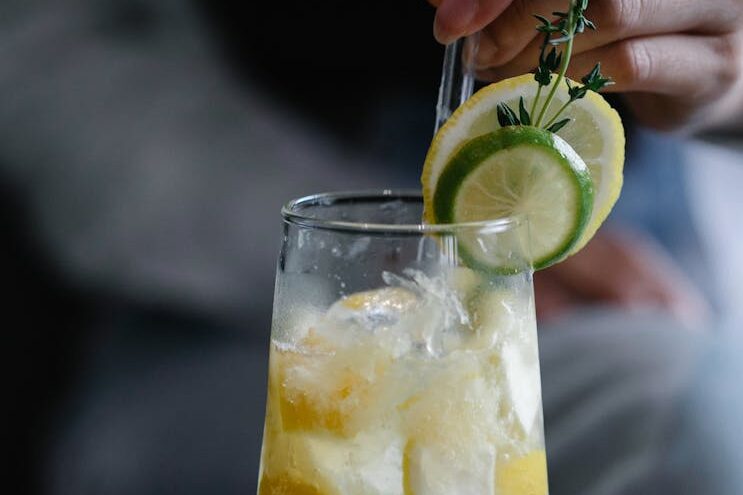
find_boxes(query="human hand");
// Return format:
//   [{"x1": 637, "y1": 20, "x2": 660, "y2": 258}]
[
  {"x1": 533, "y1": 229, "x2": 709, "y2": 328},
  {"x1": 430, "y1": 0, "x2": 743, "y2": 132}
]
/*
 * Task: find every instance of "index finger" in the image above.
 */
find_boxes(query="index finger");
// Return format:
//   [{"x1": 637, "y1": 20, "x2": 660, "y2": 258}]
[{"x1": 433, "y1": 0, "x2": 514, "y2": 44}]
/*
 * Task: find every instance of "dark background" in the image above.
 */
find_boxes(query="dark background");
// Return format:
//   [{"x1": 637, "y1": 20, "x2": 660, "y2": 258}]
[
  {"x1": 201, "y1": 1, "x2": 444, "y2": 140},
  {"x1": 6, "y1": 1, "x2": 444, "y2": 493}
]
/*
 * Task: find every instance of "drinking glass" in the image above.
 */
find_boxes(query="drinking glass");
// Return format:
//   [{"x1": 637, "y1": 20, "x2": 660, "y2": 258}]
[{"x1": 258, "y1": 190, "x2": 548, "y2": 495}]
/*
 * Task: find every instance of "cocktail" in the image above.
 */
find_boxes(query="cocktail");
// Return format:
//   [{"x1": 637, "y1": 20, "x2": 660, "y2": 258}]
[
  {"x1": 258, "y1": 191, "x2": 547, "y2": 494},
  {"x1": 258, "y1": 1, "x2": 625, "y2": 493}
]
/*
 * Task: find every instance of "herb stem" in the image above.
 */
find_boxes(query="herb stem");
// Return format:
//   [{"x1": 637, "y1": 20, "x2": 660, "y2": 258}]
[
  {"x1": 530, "y1": 85, "x2": 543, "y2": 123},
  {"x1": 535, "y1": 2, "x2": 576, "y2": 127},
  {"x1": 497, "y1": 0, "x2": 610, "y2": 134},
  {"x1": 543, "y1": 99, "x2": 573, "y2": 128}
]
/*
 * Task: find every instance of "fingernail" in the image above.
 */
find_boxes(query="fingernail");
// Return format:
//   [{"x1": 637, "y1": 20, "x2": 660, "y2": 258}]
[{"x1": 434, "y1": 0, "x2": 479, "y2": 44}]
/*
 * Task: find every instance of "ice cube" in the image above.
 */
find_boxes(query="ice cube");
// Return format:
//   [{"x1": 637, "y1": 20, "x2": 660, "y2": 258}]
[
  {"x1": 297, "y1": 429, "x2": 404, "y2": 495},
  {"x1": 320, "y1": 286, "x2": 420, "y2": 357},
  {"x1": 471, "y1": 290, "x2": 520, "y2": 350},
  {"x1": 382, "y1": 269, "x2": 473, "y2": 357},
  {"x1": 401, "y1": 355, "x2": 502, "y2": 453},
  {"x1": 502, "y1": 332, "x2": 542, "y2": 436},
  {"x1": 445, "y1": 266, "x2": 483, "y2": 297},
  {"x1": 384, "y1": 269, "x2": 470, "y2": 328},
  {"x1": 476, "y1": 290, "x2": 542, "y2": 436},
  {"x1": 273, "y1": 334, "x2": 399, "y2": 437},
  {"x1": 404, "y1": 440, "x2": 496, "y2": 495},
  {"x1": 325, "y1": 287, "x2": 419, "y2": 331}
]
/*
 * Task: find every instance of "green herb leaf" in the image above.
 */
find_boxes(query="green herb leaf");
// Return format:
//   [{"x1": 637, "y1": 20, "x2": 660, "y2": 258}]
[
  {"x1": 547, "y1": 118, "x2": 572, "y2": 133},
  {"x1": 567, "y1": 80, "x2": 588, "y2": 101},
  {"x1": 518, "y1": 97, "x2": 532, "y2": 125},
  {"x1": 545, "y1": 46, "x2": 562, "y2": 71},
  {"x1": 535, "y1": 44, "x2": 562, "y2": 86},
  {"x1": 502, "y1": 1, "x2": 611, "y2": 132},
  {"x1": 581, "y1": 63, "x2": 614, "y2": 92},
  {"x1": 549, "y1": 34, "x2": 572, "y2": 45},
  {"x1": 534, "y1": 15, "x2": 562, "y2": 34},
  {"x1": 497, "y1": 103, "x2": 520, "y2": 127},
  {"x1": 534, "y1": 66, "x2": 552, "y2": 86}
]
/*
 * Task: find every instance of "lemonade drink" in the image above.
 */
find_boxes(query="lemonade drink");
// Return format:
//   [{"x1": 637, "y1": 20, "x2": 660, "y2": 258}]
[
  {"x1": 258, "y1": 1, "x2": 627, "y2": 491},
  {"x1": 257, "y1": 192, "x2": 548, "y2": 495}
]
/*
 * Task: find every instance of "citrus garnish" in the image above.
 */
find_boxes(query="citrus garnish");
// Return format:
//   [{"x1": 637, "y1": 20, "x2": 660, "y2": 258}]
[
  {"x1": 423, "y1": 0, "x2": 625, "y2": 269},
  {"x1": 432, "y1": 125, "x2": 593, "y2": 270},
  {"x1": 423, "y1": 75, "x2": 624, "y2": 269}
]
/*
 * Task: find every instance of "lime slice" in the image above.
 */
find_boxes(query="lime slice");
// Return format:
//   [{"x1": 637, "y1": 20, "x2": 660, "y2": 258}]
[
  {"x1": 423, "y1": 74, "x2": 624, "y2": 256},
  {"x1": 433, "y1": 126, "x2": 593, "y2": 270}
]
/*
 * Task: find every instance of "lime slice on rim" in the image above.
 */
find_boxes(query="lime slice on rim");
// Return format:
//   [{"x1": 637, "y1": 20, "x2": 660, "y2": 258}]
[
  {"x1": 433, "y1": 126, "x2": 593, "y2": 270},
  {"x1": 423, "y1": 74, "x2": 625, "y2": 261}
]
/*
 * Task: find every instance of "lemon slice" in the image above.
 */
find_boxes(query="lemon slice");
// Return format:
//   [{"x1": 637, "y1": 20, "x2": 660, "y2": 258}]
[
  {"x1": 423, "y1": 74, "x2": 624, "y2": 256},
  {"x1": 496, "y1": 450, "x2": 549, "y2": 495},
  {"x1": 259, "y1": 474, "x2": 324, "y2": 495},
  {"x1": 432, "y1": 126, "x2": 593, "y2": 270}
]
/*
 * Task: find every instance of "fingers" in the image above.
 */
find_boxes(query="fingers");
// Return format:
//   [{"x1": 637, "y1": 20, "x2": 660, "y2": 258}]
[
  {"x1": 432, "y1": 0, "x2": 743, "y2": 129},
  {"x1": 433, "y1": 0, "x2": 513, "y2": 44},
  {"x1": 475, "y1": 0, "x2": 559, "y2": 69},
  {"x1": 577, "y1": 33, "x2": 743, "y2": 129},
  {"x1": 434, "y1": 0, "x2": 478, "y2": 44},
  {"x1": 471, "y1": 0, "x2": 742, "y2": 71},
  {"x1": 480, "y1": 32, "x2": 741, "y2": 109},
  {"x1": 569, "y1": 34, "x2": 742, "y2": 97}
]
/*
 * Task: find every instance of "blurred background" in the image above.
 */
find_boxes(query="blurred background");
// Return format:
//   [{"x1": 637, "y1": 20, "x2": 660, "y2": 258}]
[{"x1": 5, "y1": 0, "x2": 743, "y2": 494}]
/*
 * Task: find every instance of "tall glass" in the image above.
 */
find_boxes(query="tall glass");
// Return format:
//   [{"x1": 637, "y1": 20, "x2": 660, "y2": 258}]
[{"x1": 258, "y1": 191, "x2": 548, "y2": 495}]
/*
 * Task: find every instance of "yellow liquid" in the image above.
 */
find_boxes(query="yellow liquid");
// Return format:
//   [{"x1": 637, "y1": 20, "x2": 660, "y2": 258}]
[{"x1": 258, "y1": 281, "x2": 548, "y2": 495}]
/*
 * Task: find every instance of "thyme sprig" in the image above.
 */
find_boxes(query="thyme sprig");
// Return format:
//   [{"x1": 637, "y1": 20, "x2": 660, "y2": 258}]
[{"x1": 495, "y1": 0, "x2": 613, "y2": 133}]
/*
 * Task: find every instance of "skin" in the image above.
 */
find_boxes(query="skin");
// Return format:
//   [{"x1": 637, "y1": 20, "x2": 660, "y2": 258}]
[{"x1": 429, "y1": 0, "x2": 743, "y2": 132}]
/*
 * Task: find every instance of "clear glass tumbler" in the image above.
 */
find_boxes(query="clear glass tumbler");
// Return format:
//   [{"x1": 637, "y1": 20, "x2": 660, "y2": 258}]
[{"x1": 258, "y1": 190, "x2": 548, "y2": 495}]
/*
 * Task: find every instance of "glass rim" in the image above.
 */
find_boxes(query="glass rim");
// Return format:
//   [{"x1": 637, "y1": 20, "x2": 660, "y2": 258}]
[{"x1": 281, "y1": 189, "x2": 523, "y2": 235}]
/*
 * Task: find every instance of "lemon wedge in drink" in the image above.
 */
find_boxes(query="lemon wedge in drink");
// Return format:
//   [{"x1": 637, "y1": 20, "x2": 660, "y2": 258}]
[
  {"x1": 496, "y1": 450, "x2": 549, "y2": 495},
  {"x1": 423, "y1": 74, "x2": 625, "y2": 269}
]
